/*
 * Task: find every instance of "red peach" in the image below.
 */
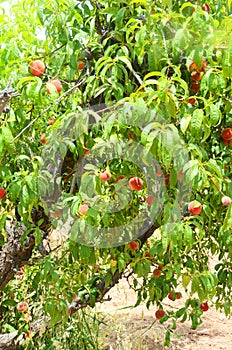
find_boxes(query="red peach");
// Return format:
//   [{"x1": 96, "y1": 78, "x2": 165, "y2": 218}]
[
  {"x1": 145, "y1": 251, "x2": 152, "y2": 260},
  {"x1": 153, "y1": 269, "x2": 162, "y2": 278},
  {"x1": 46, "y1": 79, "x2": 62, "y2": 94},
  {"x1": 221, "y1": 196, "x2": 232, "y2": 206},
  {"x1": 155, "y1": 309, "x2": 165, "y2": 320},
  {"x1": 129, "y1": 177, "x2": 143, "y2": 191},
  {"x1": 221, "y1": 128, "x2": 232, "y2": 141},
  {"x1": 77, "y1": 204, "x2": 89, "y2": 217},
  {"x1": 48, "y1": 117, "x2": 55, "y2": 125},
  {"x1": 188, "y1": 200, "x2": 202, "y2": 215},
  {"x1": 165, "y1": 173, "x2": 170, "y2": 185},
  {"x1": 78, "y1": 61, "x2": 85, "y2": 70},
  {"x1": 146, "y1": 195, "x2": 155, "y2": 206},
  {"x1": 200, "y1": 302, "x2": 209, "y2": 312},
  {"x1": 190, "y1": 82, "x2": 200, "y2": 92},
  {"x1": 191, "y1": 71, "x2": 204, "y2": 81},
  {"x1": 129, "y1": 241, "x2": 139, "y2": 251},
  {"x1": 188, "y1": 98, "x2": 196, "y2": 105},
  {"x1": 202, "y1": 3, "x2": 210, "y2": 12},
  {"x1": 30, "y1": 59, "x2": 45, "y2": 77},
  {"x1": 100, "y1": 171, "x2": 111, "y2": 181},
  {"x1": 40, "y1": 133, "x2": 47, "y2": 144},
  {"x1": 17, "y1": 301, "x2": 29, "y2": 313},
  {"x1": 0, "y1": 188, "x2": 6, "y2": 199}
]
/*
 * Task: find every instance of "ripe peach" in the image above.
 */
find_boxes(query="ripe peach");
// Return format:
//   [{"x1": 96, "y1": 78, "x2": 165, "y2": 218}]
[
  {"x1": 168, "y1": 292, "x2": 182, "y2": 300},
  {"x1": 40, "y1": 133, "x2": 47, "y2": 144},
  {"x1": 77, "y1": 204, "x2": 89, "y2": 217},
  {"x1": 46, "y1": 79, "x2": 62, "y2": 94},
  {"x1": 30, "y1": 59, "x2": 45, "y2": 77},
  {"x1": 165, "y1": 173, "x2": 170, "y2": 185},
  {"x1": 200, "y1": 302, "x2": 209, "y2": 312},
  {"x1": 129, "y1": 241, "x2": 139, "y2": 251},
  {"x1": 146, "y1": 195, "x2": 155, "y2": 206},
  {"x1": 48, "y1": 117, "x2": 55, "y2": 125},
  {"x1": 189, "y1": 61, "x2": 198, "y2": 72},
  {"x1": 129, "y1": 177, "x2": 143, "y2": 191},
  {"x1": 190, "y1": 82, "x2": 200, "y2": 92},
  {"x1": 145, "y1": 251, "x2": 152, "y2": 260},
  {"x1": 100, "y1": 171, "x2": 111, "y2": 181},
  {"x1": 188, "y1": 98, "x2": 196, "y2": 105},
  {"x1": 189, "y1": 59, "x2": 207, "y2": 73},
  {"x1": 202, "y1": 3, "x2": 210, "y2": 12},
  {"x1": 153, "y1": 269, "x2": 162, "y2": 278},
  {"x1": 221, "y1": 128, "x2": 232, "y2": 141},
  {"x1": 191, "y1": 71, "x2": 204, "y2": 81},
  {"x1": 221, "y1": 196, "x2": 232, "y2": 206},
  {"x1": 17, "y1": 301, "x2": 29, "y2": 313},
  {"x1": 155, "y1": 309, "x2": 165, "y2": 320},
  {"x1": 78, "y1": 61, "x2": 85, "y2": 70},
  {"x1": 188, "y1": 200, "x2": 202, "y2": 215},
  {"x1": 155, "y1": 170, "x2": 163, "y2": 177},
  {"x1": 0, "y1": 188, "x2": 6, "y2": 199}
]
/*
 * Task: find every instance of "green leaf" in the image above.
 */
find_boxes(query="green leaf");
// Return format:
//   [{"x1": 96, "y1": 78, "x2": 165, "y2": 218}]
[
  {"x1": 116, "y1": 56, "x2": 133, "y2": 71},
  {"x1": 176, "y1": 307, "x2": 186, "y2": 318},
  {"x1": 182, "y1": 275, "x2": 191, "y2": 290},
  {"x1": 17, "y1": 76, "x2": 39, "y2": 88},
  {"x1": 115, "y1": 7, "x2": 126, "y2": 29},
  {"x1": 183, "y1": 226, "x2": 193, "y2": 252},
  {"x1": 190, "y1": 109, "x2": 203, "y2": 137},
  {"x1": 221, "y1": 205, "x2": 232, "y2": 232},
  {"x1": 209, "y1": 104, "x2": 221, "y2": 126},
  {"x1": 2, "y1": 125, "x2": 13, "y2": 145},
  {"x1": 180, "y1": 115, "x2": 191, "y2": 134}
]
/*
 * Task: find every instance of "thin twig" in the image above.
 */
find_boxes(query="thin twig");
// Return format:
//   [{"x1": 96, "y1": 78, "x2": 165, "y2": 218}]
[
  {"x1": 13, "y1": 78, "x2": 86, "y2": 141},
  {"x1": 131, "y1": 66, "x2": 143, "y2": 86}
]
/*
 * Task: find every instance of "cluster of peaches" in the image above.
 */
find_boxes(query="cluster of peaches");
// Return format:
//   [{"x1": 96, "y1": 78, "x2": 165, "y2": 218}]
[
  {"x1": 188, "y1": 58, "x2": 208, "y2": 103},
  {"x1": 76, "y1": 165, "x2": 231, "y2": 219},
  {"x1": 29, "y1": 58, "x2": 85, "y2": 144},
  {"x1": 30, "y1": 59, "x2": 85, "y2": 94}
]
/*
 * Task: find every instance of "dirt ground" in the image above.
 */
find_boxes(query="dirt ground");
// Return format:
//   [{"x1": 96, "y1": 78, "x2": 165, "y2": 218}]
[
  {"x1": 96, "y1": 276, "x2": 232, "y2": 350},
  {"x1": 48, "y1": 229, "x2": 232, "y2": 349}
]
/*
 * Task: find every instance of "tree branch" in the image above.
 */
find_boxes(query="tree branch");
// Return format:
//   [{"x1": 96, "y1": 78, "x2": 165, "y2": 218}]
[{"x1": 0, "y1": 223, "x2": 158, "y2": 348}]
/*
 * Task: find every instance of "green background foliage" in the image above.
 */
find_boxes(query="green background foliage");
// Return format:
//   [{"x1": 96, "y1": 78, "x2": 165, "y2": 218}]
[{"x1": 0, "y1": 0, "x2": 231, "y2": 348}]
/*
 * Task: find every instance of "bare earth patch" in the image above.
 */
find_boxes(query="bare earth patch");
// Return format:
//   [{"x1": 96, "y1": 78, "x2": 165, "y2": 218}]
[
  {"x1": 47, "y1": 230, "x2": 232, "y2": 349},
  {"x1": 96, "y1": 277, "x2": 232, "y2": 350}
]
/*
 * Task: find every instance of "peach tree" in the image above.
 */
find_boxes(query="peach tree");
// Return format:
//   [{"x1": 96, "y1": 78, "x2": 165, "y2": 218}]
[{"x1": 0, "y1": 0, "x2": 231, "y2": 348}]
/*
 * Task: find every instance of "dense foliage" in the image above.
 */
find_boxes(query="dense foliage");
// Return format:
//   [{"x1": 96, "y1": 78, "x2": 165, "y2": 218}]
[{"x1": 0, "y1": 0, "x2": 231, "y2": 348}]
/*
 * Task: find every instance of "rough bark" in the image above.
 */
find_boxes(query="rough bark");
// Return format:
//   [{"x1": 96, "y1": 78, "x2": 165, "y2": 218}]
[
  {"x1": 0, "y1": 206, "x2": 50, "y2": 291},
  {"x1": 0, "y1": 222, "x2": 35, "y2": 291},
  {"x1": 0, "y1": 223, "x2": 157, "y2": 349}
]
